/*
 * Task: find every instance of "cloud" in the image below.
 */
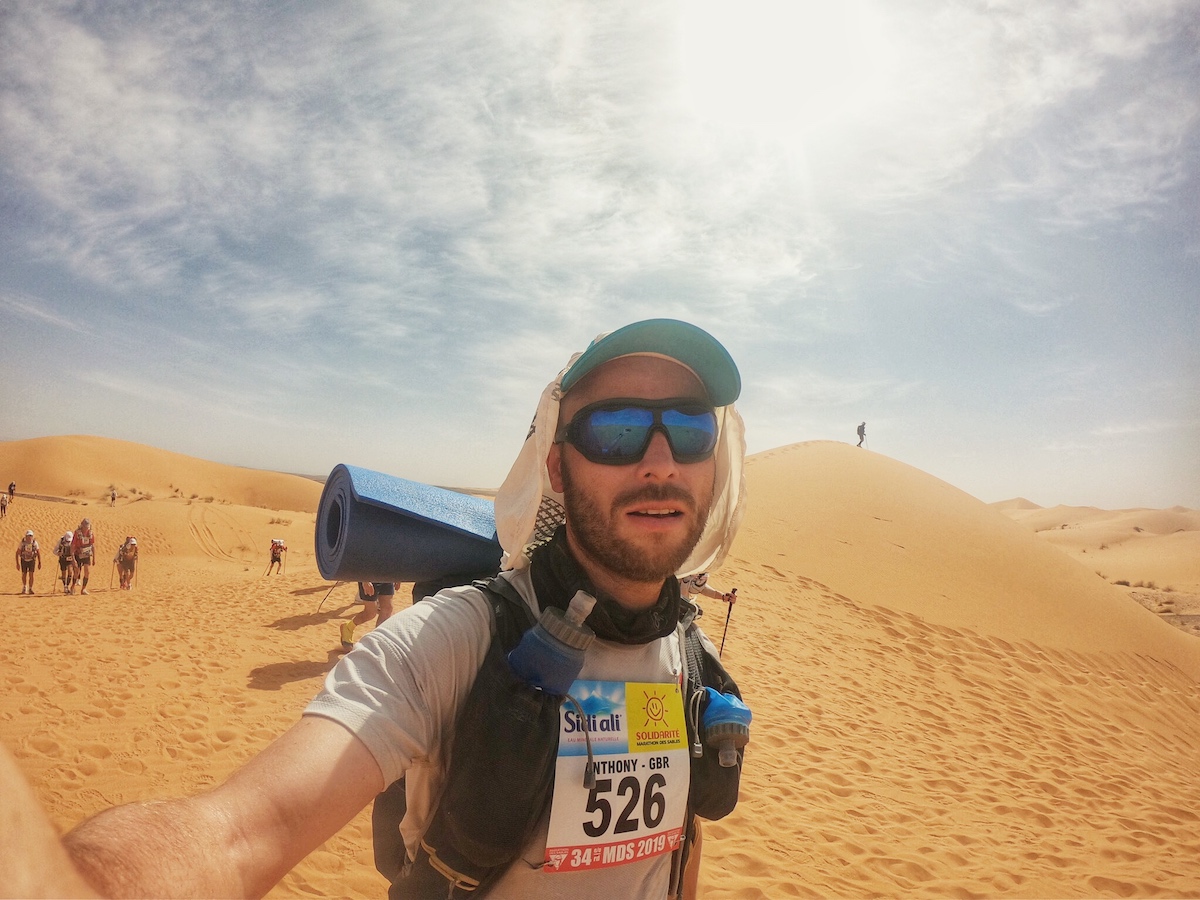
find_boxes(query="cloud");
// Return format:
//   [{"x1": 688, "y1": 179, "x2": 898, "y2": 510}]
[
  {"x1": 0, "y1": 1, "x2": 1196, "y2": 507},
  {"x1": 1092, "y1": 420, "x2": 1190, "y2": 437},
  {"x1": 0, "y1": 290, "x2": 86, "y2": 333}
]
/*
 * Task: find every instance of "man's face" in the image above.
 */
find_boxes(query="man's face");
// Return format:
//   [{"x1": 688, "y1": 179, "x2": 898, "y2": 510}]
[{"x1": 548, "y1": 355, "x2": 717, "y2": 588}]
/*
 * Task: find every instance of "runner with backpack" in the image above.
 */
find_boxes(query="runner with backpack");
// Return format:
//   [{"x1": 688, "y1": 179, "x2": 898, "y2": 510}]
[
  {"x1": 19, "y1": 319, "x2": 751, "y2": 900},
  {"x1": 266, "y1": 538, "x2": 287, "y2": 576},
  {"x1": 70, "y1": 519, "x2": 96, "y2": 595},
  {"x1": 340, "y1": 582, "x2": 397, "y2": 650},
  {"x1": 54, "y1": 531, "x2": 76, "y2": 594},
  {"x1": 114, "y1": 537, "x2": 138, "y2": 591},
  {"x1": 15, "y1": 530, "x2": 40, "y2": 595},
  {"x1": 679, "y1": 572, "x2": 736, "y2": 620}
]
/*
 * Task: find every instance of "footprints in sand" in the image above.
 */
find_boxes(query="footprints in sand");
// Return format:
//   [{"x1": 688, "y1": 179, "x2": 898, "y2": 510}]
[
  {"x1": 701, "y1": 564, "x2": 1200, "y2": 898},
  {"x1": 1, "y1": 566, "x2": 343, "y2": 835}
]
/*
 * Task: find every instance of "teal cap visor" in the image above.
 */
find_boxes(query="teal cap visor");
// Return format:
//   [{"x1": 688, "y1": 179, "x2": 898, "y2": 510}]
[{"x1": 560, "y1": 319, "x2": 741, "y2": 406}]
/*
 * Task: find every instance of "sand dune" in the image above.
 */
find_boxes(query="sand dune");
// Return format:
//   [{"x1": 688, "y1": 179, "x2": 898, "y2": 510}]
[
  {"x1": 2, "y1": 436, "x2": 1199, "y2": 898},
  {"x1": 0, "y1": 435, "x2": 322, "y2": 514},
  {"x1": 999, "y1": 502, "x2": 1200, "y2": 593},
  {"x1": 989, "y1": 497, "x2": 1043, "y2": 511},
  {"x1": 738, "y1": 442, "x2": 1199, "y2": 677}
]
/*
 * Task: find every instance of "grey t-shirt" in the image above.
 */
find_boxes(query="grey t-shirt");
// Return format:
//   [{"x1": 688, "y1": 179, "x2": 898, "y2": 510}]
[{"x1": 304, "y1": 569, "x2": 688, "y2": 899}]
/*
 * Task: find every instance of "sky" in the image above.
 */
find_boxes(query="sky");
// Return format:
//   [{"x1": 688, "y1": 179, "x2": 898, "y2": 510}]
[{"x1": 1, "y1": 0, "x2": 1197, "y2": 510}]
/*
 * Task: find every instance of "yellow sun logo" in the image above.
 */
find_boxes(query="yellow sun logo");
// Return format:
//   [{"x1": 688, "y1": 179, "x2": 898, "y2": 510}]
[{"x1": 643, "y1": 690, "x2": 668, "y2": 727}]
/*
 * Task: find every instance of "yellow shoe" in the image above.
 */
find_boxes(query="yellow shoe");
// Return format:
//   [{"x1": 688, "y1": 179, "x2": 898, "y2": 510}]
[{"x1": 340, "y1": 621, "x2": 355, "y2": 649}]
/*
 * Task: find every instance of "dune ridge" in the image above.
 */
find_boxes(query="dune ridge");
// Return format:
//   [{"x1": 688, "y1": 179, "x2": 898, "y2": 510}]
[
  {"x1": 0, "y1": 435, "x2": 322, "y2": 514},
  {"x1": 2, "y1": 435, "x2": 1198, "y2": 898},
  {"x1": 740, "y1": 442, "x2": 1199, "y2": 678},
  {"x1": 1000, "y1": 503, "x2": 1200, "y2": 592}
]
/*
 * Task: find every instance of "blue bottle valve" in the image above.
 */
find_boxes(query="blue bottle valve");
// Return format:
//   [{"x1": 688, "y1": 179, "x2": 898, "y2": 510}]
[
  {"x1": 702, "y1": 687, "x2": 751, "y2": 767},
  {"x1": 507, "y1": 591, "x2": 596, "y2": 695}
]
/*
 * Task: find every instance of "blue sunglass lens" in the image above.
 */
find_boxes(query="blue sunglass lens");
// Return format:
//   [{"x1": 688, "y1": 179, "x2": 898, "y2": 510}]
[
  {"x1": 661, "y1": 408, "x2": 719, "y2": 457},
  {"x1": 583, "y1": 408, "x2": 657, "y2": 461},
  {"x1": 572, "y1": 403, "x2": 717, "y2": 463}
]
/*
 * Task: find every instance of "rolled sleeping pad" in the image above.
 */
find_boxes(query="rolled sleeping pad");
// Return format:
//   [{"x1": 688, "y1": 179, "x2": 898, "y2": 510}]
[{"x1": 315, "y1": 464, "x2": 502, "y2": 584}]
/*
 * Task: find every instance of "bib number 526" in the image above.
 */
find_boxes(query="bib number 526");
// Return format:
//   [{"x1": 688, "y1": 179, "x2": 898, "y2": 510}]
[{"x1": 582, "y1": 774, "x2": 666, "y2": 838}]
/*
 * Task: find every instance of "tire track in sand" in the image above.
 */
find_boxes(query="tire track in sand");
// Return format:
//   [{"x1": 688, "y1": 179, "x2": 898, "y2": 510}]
[{"x1": 187, "y1": 505, "x2": 259, "y2": 564}]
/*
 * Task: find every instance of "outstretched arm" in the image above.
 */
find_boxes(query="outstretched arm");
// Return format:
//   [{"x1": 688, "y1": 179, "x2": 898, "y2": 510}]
[
  {"x1": 0, "y1": 742, "x2": 98, "y2": 898},
  {"x1": 62, "y1": 715, "x2": 384, "y2": 899}
]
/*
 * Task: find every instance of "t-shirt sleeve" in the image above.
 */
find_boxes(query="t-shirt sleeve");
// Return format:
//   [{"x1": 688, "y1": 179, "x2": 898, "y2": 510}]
[{"x1": 303, "y1": 589, "x2": 494, "y2": 786}]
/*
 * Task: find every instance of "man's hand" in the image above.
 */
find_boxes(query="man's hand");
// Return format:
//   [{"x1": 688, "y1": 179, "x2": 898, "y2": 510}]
[{"x1": 723, "y1": 590, "x2": 736, "y2": 604}]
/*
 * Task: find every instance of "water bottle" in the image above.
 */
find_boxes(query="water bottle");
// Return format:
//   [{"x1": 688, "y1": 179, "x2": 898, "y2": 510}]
[
  {"x1": 508, "y1": 590, "x2": 597, "y2": 695},
  {"x1": 703, "y1": 687, "x2": 752, "y2": 767}
]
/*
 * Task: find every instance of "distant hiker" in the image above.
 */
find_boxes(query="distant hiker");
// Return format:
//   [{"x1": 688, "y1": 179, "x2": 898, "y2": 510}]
[
  {"x1": 680, "y1": 572, "x2": 736, "y2": 619},
  {"x1": 857, "y1": 421, "x2": 866, "y2": 447},
  {"x1": 71, "y1": 519, "x2": 96, "y2": 595},
  {"x1": 55, "y1": 531, "x2": 76, "y2": 595},
  {"x1": 0, "y1": 493, "x2": 7, "y2": 518},
  {"x1": 7, "y1": 481, "x2": 14, "y2": 501},
  {"x1": 110, "y1": 489, "x2": 116, "y2": 507},
  {"x1": 114, "y1": 537, "x2": 138, "y2": 590},
  {"x1": 266, "y1": 538, "x2": 287, "y2": 575},
  {"x1": 16, "y1": 530, "x2": 40, "y2": 595},
  {"x1": 340, "y1": 582, "x2": 397, "y2": 650}
]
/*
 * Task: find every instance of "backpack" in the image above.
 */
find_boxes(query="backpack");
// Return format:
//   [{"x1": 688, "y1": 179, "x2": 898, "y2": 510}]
[
  {"x1": 19, "y1": 539, "x2": 38, "y2": 561},
  {"x1": 372, "y1": 576, "x2": 743, "y2": 899}
]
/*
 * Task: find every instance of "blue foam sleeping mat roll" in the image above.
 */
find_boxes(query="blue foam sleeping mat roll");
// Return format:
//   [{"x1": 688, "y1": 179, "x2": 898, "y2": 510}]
[{"x1": 315, "y1": 463, "x2": 502, "y2": 584}]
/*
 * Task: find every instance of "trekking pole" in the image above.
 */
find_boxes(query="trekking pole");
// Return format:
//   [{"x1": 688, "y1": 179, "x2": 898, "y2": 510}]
[
  {"x1": 719, "y1": 589, "x2": 737, "y2": 657},
  {"x1": 282, "y1": 552, "x2": 287, "y2": 576},
  {"x1": 110, "y1": 562, "x2": 115, "y2": 589},
  {"x1": 317, "y1": 581, "x2": 343, "y2": 613},
  {"x1": 262, "y1": 560, "x2": 272, "y2": 577}
]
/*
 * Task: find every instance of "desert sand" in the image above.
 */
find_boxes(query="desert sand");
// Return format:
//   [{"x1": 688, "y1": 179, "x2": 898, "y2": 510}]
[
  {"x1": 2, "y1": 435, "x2": 1199, "y2": 898},
  {"x1": 995, "y1": 500, "x2": 1200, "y2": 641}
]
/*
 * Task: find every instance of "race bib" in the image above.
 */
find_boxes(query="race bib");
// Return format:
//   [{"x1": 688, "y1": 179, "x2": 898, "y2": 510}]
[{"x1": 544, "y1": 680, "x2": 690, "y2": 873}]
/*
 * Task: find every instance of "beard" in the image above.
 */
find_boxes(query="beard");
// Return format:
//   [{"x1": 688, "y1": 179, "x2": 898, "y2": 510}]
[{"x1": 560, "y1": 462, "x2": 713, "y2": 584}]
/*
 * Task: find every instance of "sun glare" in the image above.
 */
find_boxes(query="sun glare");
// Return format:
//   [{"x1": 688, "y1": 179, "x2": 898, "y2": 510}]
[{"x1": 679, "y1": 0, "x2": 896, "y2": 140}]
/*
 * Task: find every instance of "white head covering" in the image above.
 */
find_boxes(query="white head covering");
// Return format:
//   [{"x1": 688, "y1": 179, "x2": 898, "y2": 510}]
[{"x1": 494, "y1": 321, "x2": 746, "y2": 576}]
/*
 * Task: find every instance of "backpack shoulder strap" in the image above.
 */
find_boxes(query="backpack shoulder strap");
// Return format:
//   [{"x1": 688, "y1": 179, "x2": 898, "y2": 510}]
[
  {"x1": 673, "y1": 622, "x2": 745, "y2": 898},
  {"x1": 472, "y1": 575, "x2": 538, "y2": 651},
  {"x1": 683, "y1": 622, "x2": 741, "y2": 698}
]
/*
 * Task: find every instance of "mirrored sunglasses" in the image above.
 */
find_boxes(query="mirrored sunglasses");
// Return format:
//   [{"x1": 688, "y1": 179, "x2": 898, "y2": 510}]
[{"x1": 555, "y1": 398, "x2": 719, "y2": 465}]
